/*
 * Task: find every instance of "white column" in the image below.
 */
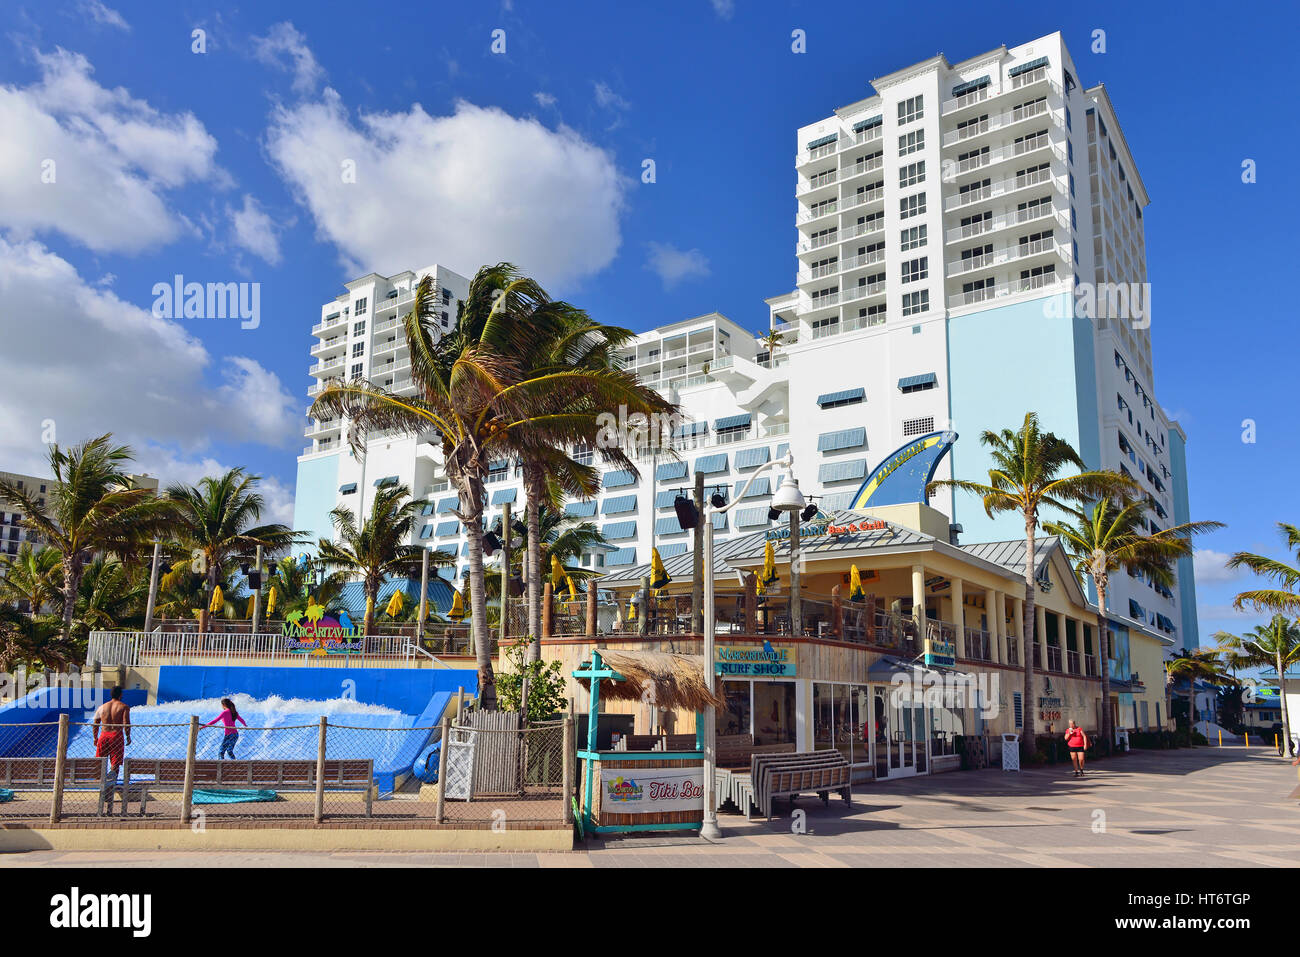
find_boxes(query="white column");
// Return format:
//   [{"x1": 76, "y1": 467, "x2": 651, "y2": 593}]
[{"x1": 950, "y1": 576, "x2": 965, "y2": 658}]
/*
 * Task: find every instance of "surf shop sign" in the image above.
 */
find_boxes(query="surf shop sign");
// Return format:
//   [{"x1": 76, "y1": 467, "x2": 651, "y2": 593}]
[
  {"x1": 282, "y1": 606, "x2": 363, "y2": 655},
  {"x1": 716, "y1": 642, "x2": 798, "y2": 677}
]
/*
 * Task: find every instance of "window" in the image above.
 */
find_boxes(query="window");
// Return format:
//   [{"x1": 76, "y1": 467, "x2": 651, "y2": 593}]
[
  {"x1": 957, "y1": 114, "x2": 988, "y2": 138},
  {"x1": 902, "y1": 290, "x2": 929, "y2": 316},
  {"x1": 811, "y1": 315, "x2": 840, "y2": 339},
  {"x1": 897, "y1": 95, "x2": 923, "y2": 125},
  {"x1": 956, "y1": 145, "x2": 988, "y2": 170},
  {"x1": 962, "y1": 243, "x2": 993, "y2": 264},
  {"x1": 899, "y1": 160, "x2": 925, "y2": 187},
  {"x1": 860, "y1": 304, "x2": 886, "y2": 327},
  {"x1": 352, "y1": 320, "x2": 366, "y2": 336},
  {"x1": 354, "y1": 297, "x2": 368, "y2": 315},
  {"x1": 351, "y1": 342, "x2": 365, "y2": 357},
  {"x1": 900, "y1": 193, "x2": 926, "y2": 219},
  {"x1": 959, "y1": 178, "x2": 991, "y2": 201},
  {"x1": 350, "y1": 362, "x2": 363, "y2": 378},
  {"x1": 903, "y1": 416, "x2": 935, "y2": 437},
  {"x1": 898, "y1": 129, "x2": 924, "y2": 156},
  {"x1": 900, "y1": 225, "x2": 927, "y2": 251},
  {"x1": 817, "y1": 387, "x2": 864, "y2": 409},
  {"x1": 901, "y1": 257, "x2": 928, "y2": 283},
  {"x1": 899, "y1": 373, "x2": 937, "y2": 394},
  {"x1": 960, "y1": 210, "x2": 992, "y2": 233}
]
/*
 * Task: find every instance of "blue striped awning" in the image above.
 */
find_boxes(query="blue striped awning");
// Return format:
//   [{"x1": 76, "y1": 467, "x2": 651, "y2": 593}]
[
  {"x1": 807, "y1": 133, "x2": 838, "y2": 149},
  {"x1": 419, "y1": 524, "x2": 434, "y2": 539},
  {"x1": 374, "y1": 475, "x2": 399, "y2": 487},
  {"x1": 603, "y1": 469, "x2": 636, "y2": 489},
  {"x1": 434, "y1": 520, "x2": 459, "y2": 537},
  {"x1": 715, "y1": 413, "x2": 752, "y2": 431},
  {"x1": 437, "y1": 497, "x2": 458, "y2": 513},
  {"x1": 951, "y1": 75, "x2": 990, "y2": 96},
  {"x1": 670, "y1": 422, "x2": 707, "y2": 439},
  {"x1": 735, "y1": 446, "x2": 770, "y2": 470},
  {"x1": 602, "y1": 521, "x2": 637, "y2": 540},
  {"x1": 711, "y1": 512, "x2": 728, "y2": 531},
  {"x1": 1008, "y1": 56, "x2": 1049, "y2": 77},
  {"x1": 694, "y1": 453, "x2": 728, "y2": 474},
  {"x1": 852, "y1": 116, "x2": 882, "y2": 132},
  {"x1": 420, "y1": 503, "x2": 435, "y2": 516},
  {"x1": 656, "y1": 460, "x2": 688, "y2": 481},
  {"x1": 655, "y1": 490, "x2": 682, "y2": 508},
  {"x1": 602, "y1": 494, "x2": 638, "y2": 515},
  {"x1": 898, "y1": 372, "x2": 937, "y2": 390},
  {"x1": 816, "y1": 387, "x2": 865, "y2": 408},
  {"x1": 435, "y1": 543, "x2": 457, "y2": 556},
  {"x1": 735, "y1": 507, "x2": 771, "y2": 528},
  {"x1": 817, "y1": 428, "x2": 866, "y2": 452},
  {"x1": 565, "y1": 501, "x2": 597, "y2": 518},
  {"x1": 734, "y1": 477, "x2": 771, "y2": 499},
  {"x1": 338, "y1": 482, "x2": 357, "y2": 493},
  {"x1": 655, "y1": 516, "x2": 687, "y2": 536},
  {"x1": 490, "y1": 488, "x2": 517, "y2": 505},
  {"x1": 819, "y1": 459, "x2": 868, "y2": 483},
  {"x1": 607, "y1": 548, "x2": 637, "y2": 567},
  {"x1": 657, "y1": 543, "x2": 687, "y2": 558},
  {"x1": 1128, "y1": 599, "x2": 1146, "y2": 620}
]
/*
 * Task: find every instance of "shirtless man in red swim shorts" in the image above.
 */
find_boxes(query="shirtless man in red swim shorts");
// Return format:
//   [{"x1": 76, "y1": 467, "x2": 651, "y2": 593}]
[{"x1": 92, "y1": 686, "x2": 132, "y2": 775}]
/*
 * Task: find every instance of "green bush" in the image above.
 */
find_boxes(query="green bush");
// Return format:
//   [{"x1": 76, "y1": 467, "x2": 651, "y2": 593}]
[{"x1": 494, "y1": 640, "x2": 567, "y2": 724}]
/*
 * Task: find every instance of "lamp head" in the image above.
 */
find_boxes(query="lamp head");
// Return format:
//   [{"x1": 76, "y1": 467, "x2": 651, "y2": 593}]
[{"x1": 770, "y1": 473, "x2": 806, "y2": 512}]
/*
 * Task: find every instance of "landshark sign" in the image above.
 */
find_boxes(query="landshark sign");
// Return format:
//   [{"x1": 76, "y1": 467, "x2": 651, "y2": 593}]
[{"x1": 850, "y1": 431, "x2": 958, "y2": 509}]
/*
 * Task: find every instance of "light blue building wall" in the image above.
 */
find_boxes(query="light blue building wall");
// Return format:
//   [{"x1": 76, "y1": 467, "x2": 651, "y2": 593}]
[
  {"x1": 292, "y1": 453, "x2": 340, "y2": 556},
  {"x1": 946, "y1": 292, "x2": 1100, "y2": 544},
  {"x1": 1167, "y1": 428, "x2": 1199, "y2": 650}
]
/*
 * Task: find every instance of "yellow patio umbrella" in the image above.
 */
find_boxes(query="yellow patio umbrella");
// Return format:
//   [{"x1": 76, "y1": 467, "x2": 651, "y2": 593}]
[
  {"x1": 761, "y1": 540, "x2": 778, "y2": 586},
  {"x1": 246, "y1": 595, "x2": 256, "y2": 618},
  {"x1": 626, "y1": 598, "x2": 637, "y2": 622},
  {"x1": 650, "y1": 547, "x2": 670, "y2": 589},
  {"x1": 267, "y1": 585, "x2": 277, "y2": 615},
  {"x1": 550, "y1": 553, "x2": 565, "y2": 590},
  {"x1": 209, "y1": 585, "x2": 224, "y2": 614},
  {"x1": 755, "y1": 576, "x2": 767, "y2": 598},
  {"x1": 566, "y1": 575, "x2": 578, "y2": 603},
  {"x1": 448, "y1": 589, "x2": 467, "y2": 622},
  {"x1": 849, "y1": 564, "x2": 865, "y2": 603},
  {"x1": 385, "y1": 589, "x2": 405, "y2": 618}
]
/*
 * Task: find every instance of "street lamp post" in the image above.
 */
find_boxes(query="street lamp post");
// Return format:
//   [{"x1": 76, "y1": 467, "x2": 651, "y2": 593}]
[
  {"x1": 143, "y1": 541, "x2": 162, "y2": 634},
  {"x1": 699, "y1": 453, "x2": 805, "y2": 840}
]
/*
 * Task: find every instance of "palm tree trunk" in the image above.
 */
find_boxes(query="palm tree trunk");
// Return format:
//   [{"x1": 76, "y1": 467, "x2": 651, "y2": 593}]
[
  {"x1": 458, "y1": 477, "x2": 496, "y2": 708},
  {"x1": 1096, "y1": 578, "x2": 1113, "y2": 749},
  {"x1": 523, "y1": 465, "x2": 543, "y2": 662},
  {"x1": 1021, "y1": 514, "x2": 1037, "y2": 752},
  {"x1": 363, "y1": 591, "x2": 376, "y2": 637},
  {"x1": 59, "y1": 555, "x2": 81, "y2": 644},
  {"x1": 199, "y1": 562, "x2": 218, "y2": 634},
  {"x1": 1187, "y1": 679, "x2": 1196, "y2": 746},
  {"x1": 1277, "y1": 649, "x2": 1293, "y2": 758}
]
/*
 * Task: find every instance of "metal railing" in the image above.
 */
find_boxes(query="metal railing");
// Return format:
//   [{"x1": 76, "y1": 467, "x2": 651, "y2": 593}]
[{"x1": 87, "y1": 629, "x2": 476, "y2": 668}]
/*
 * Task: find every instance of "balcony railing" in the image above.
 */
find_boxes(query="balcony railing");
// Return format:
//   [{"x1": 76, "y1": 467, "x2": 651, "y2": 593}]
[
  {"x1": 947, "y1": 236, "x2": 1060, "y2": 277},
  {"x1": 944, "y1": 167, "x2": 1056, "y2": 212},
  {"x1": 942, "y1": 96, "x2": 1052, "y2": 148}
]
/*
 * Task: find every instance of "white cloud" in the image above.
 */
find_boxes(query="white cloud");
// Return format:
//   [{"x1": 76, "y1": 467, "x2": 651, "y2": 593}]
[
  {"x1": 81, "y1": 0, "x2": 129, "y2": 30},
  {"x1": 266, "y1": 91, "x2": 626, "y2": 287},
  {"x1": 1194, "y1": 549, "x2": 1246, "y2": 586},
  {"x1": 710, "y1": 0, "x2": 736, "y2": 19},
  {"x1": 228, "y1": 194, "x2": 282, "y2": 265},
  {"x1": 252, "y1": 22, "x2": 325, "y2": 95},
  {"x1": 645, "y1": 241, "x2": 710, "y2": 290},
  {"x1": 593, "y1": 81, "x2": 630, "y2": 112},
  {"x1": 533, "y1": 91, "x2": 557, "y2": 109},
  {"x1": 0, "y1": 47, "x2": 220, "y2": 253},
  {"x1": 137, "y1": 448, "x2": 296, "y2": 525},
  {"x1": 0, "y1": 238, "x2": 301, "y2": 480}
]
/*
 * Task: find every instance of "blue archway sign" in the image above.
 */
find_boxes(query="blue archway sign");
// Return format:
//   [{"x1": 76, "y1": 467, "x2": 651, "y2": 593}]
[{"x1": 849, "y1": 431, "x2": 958, "y2": 509}]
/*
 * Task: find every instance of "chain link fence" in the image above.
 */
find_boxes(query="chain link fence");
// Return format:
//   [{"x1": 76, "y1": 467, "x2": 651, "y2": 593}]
[{"x1": 0, "y1": 713, "x2": 574, "y2": 828}]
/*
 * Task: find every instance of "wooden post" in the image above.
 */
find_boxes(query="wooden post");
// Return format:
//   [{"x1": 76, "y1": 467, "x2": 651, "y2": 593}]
[
  {"x1": 416, "y1": 546, "x2": 430, "y2": 645},
  {"x1": 542, "y1": 582, "x2": 554, "y2": 640},
  {"x1": 586, "y1": 578, "x2": 597, "y2": 637},
  {"x1": 562, "y1": 714, "x2": 575, "y2": 824},
  {"x1": 638, "y1": 576, "x2": 650, "y2": 637},
  {"x1": 181, "y1": 715, "x2": 198, "y2": 823},
  {"x1": 250, "y1": 544, "x2": 264, "y2": 635},
  {"x1": 500, "y1": 501, "x2": 512, "y2": 648},
  {"x1": 314, "y1": 716, "x2": 327, "y2": 824},
  {"x1": 692, "y1": 470, "x2": 705, "y2": 635},
  {"x1": 455, "y1": 686, "x2": 465, "y2": 723},
  {"x1": 435, "y1": 716, "x2": 450, "y2": 824},
  {"x1": 831, "y1": 584, "x2": 843, "y2": 639},
  {"x1": 50, "y1": 713, "x2": 69, "y2": 825},
  {"x1": 743, "y1": 572, "x2": 757, "y2": 635}
]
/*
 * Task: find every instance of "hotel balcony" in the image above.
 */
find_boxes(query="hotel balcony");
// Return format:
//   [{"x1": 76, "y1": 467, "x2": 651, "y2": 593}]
[
  {"x1": 303, "y1": 420, "x2": 341, "y2": 439},
  {"x1": 944, "y1": 205, "x2": 1069, "y2": 246},
  {"x1": 840, "y1": 184, "x2": 885, "y2": 213},
  {"x1": 373, "y1": 291, "x2": 418, "y2": 314},
  {"x1": 940, "y1": 66, "x2": 1052, "y2": 118},
  {"x1": 311, "y1": 312, "x2": 347, "y2": 336},
  {"x1": 946, "y1": 269, "x2": 1066, "y2": 311},
  {"x1": 309, "y1": 357, "x2": 344, "y2": 378},
  {"x1": 942, "y1": 166, "x2": 1059, "y2": 214},
  {"x1": 948, "y1": 137, "x2": 1061, "y2": 182},
  {"x1": 796, "y1": 249, "x2": 886, "y2": 285},
  {"x1": 796, "y1": 168, "x2": 839, "y2": 198},
  {"x1": 796, "y1": 200, "x2": 839, "y2": 226},
  {"x1": 945, "y1": 236, "x2": 1065, "y2": 279},
  {"x1": 940, "y1": 94, "x2": 1054, "y2": 149},
  {"x1": 837, "y1": 155, "x2": 884, "y2": 184},
  {"x1": 310, "y1": 336, "x2": 345, "y2": 357}
]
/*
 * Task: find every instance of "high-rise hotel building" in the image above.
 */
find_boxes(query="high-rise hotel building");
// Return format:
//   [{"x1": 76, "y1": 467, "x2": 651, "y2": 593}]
[{"x1": 294, "y1": 31, "x2": 1199, "y2": 650}]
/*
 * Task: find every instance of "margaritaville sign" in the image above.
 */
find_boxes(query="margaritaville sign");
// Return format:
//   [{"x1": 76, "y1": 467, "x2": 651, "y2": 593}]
[
  {"x1": 764, "y1": 518, "x2": 886, "y2": 542},
  {"x1": 282, "y1": 607, "x2": 364, "y2": 655},
  {"x1": 715, "y1": 643, "x2": 798, "y2": 677}
]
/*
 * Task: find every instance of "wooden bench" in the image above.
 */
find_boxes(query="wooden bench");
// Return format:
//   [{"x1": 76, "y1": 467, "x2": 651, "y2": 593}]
[
  {"x1": 712, "y1": 737, "x2": 796, "y2": 813},
  {"x1": 120, "y1": 758, "x2": 375, "y2": 817},
  {"x1": 751, "y1": 751, "x2": 852, "y2": 820},
  {"x1": 0, "y1": 757, "x2": 112, "y2": 815}
]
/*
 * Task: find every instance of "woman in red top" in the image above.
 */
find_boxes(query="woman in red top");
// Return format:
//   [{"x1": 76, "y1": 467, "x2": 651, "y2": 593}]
[
  {"x1": 204, "y1": 698, "x2": 248, "y2": 760},
  {"x1": 1064, "y1": 720, "x2": 1089, "y2": 777}
]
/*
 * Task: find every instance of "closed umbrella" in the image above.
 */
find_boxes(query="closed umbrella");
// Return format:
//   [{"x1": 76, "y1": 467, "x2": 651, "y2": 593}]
[
  {"x1": 762, "y1": 541, "x2": 778, "y2": 586},
  {"x1": 267, "y1": 585, "x2": 277, "y2": 615},
  {"x1": 246, "y1": 595, "x2": 256, "y2": 618},
  {"x1": 385, "y1": 589, "x2": 405, "y2": 618},
  {"x1": 448, "y1": 589, "x2": 467, "y2": 622},
  {"x1": 209, "y1": 585, "x2": 224, "y2": 615},
  {"x1": 566, "y1": 575, "x2": 578, "y2": 603},
  {"x1": 650, "y1": 547, "x2": 670, "y2": 590},
  {"x1": 550, "y1": 553, "x2": 565, "y2": 590},
  {"x1": 849, "y1": 564, "x2": 865, "y2": 603}
]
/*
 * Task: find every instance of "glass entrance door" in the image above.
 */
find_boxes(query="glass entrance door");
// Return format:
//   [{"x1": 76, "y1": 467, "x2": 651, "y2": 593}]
[{"x1": 874, "y1": 686, "x2": 928, "y2": 778}]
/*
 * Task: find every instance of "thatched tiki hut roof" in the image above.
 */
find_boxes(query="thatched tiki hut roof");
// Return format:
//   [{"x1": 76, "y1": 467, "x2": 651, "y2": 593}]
[{"x1": 576, "y1": 649, "x2": 724, "y2": 711}]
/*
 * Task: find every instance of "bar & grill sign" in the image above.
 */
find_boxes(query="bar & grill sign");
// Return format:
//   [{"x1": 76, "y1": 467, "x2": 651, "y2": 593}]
[{"x1": 600, "y1": 768, "x2": 704, "y2": 813}]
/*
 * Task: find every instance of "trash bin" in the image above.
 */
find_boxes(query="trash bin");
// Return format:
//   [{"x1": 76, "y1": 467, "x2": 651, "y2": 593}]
[
  {"x1": 1115, "y1": 730, "x2": 1130, "y2": 753},
  {"x1": 1001, "y1": 733, "x2": 1021, "y2": 772}
]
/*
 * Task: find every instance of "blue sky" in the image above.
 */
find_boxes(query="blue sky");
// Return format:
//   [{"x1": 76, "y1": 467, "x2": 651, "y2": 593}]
[{"x1": 1, "y1": 0, "x2": 1296, "y2": 647}]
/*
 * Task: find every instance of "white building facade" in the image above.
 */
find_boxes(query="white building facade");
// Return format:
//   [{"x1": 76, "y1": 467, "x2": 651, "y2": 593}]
[{"x1": 292, "y1": 32, "x2": 1199, "y2": 649}]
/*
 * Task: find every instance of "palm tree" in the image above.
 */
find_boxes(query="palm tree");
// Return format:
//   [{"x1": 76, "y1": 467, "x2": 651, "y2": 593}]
[
  {"x1": 1217, "y1": 616, "x2": 1300, "y2": 756},
  {"x1": 166, "y1": 468, "x2": 301, "y2": 634},
  {"x1": 316, "y1": 484, "x2": 453, "y2": 636},
  {"x1": 757, "y1": 326, "x2": 785, "y2": 362},
  {"x1": 51, "y1": 556, "x2": 146, "y2": 641},
  {"x1": 1045, "y1": 494, "x2": 1222, "y2": 747},
  {"x1": 311, "y1": 265, "x2": 658, "y2": 705},
  {"x1": 928, "y1": 413, "x2": 1133, "y2": 750},
  {"x1": 0, "y1": 543, "x2": 62, "y2": 615},
  {"x1": 0, "y1": 435, "x2": 176, "y2": 645},
  {"x1": 261, "y1": 555, "x2": 348, "y2": 621},
  {"x1": 1165, "y1": 648, "x2": 1233, "y2": 745}
]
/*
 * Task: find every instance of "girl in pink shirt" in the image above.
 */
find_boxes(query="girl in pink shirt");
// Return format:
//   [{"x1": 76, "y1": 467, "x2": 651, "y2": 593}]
[{"x1": 204, "y1": 698, "x2": 248, "y2": 759}]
